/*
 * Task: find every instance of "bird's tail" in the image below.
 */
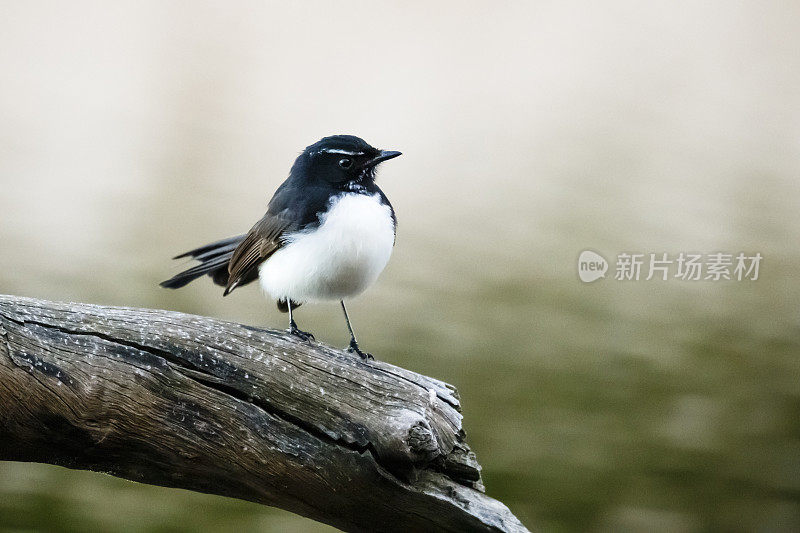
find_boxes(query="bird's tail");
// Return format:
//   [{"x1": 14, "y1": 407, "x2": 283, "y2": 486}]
[{"x1": 160, "y1": 235, "x2": 245, "y2": 290}]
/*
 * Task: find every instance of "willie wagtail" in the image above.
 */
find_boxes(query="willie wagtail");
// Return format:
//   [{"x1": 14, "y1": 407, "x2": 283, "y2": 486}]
[{"x1": 161, "y1": 135, "x2": 401, "y2": 359}]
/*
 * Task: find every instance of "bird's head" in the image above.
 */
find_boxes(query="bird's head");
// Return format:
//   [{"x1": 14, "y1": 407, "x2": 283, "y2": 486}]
[{"x1": 292, "y1": 135, "x2": 401, "y2": 190}]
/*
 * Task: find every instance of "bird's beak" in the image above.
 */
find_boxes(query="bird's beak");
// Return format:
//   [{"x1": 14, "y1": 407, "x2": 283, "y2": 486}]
[{"x1": 359, "y1": 150, "x2": 402, "y2": 169}]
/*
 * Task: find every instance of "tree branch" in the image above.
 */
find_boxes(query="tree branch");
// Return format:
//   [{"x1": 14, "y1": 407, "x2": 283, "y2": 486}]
[{"x1": 0, "y1": 294, "x2": 528, "y2": 532}]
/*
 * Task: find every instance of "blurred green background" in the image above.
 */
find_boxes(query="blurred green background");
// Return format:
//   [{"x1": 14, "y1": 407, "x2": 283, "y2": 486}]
[{"x1": 1, "y1": 1, "x2": 799, "y2": 531}]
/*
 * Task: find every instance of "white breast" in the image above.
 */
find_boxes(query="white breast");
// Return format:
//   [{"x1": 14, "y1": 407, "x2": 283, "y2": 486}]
[{"x1": 258, "y1": 193, "x2": 395, "y2": 303}]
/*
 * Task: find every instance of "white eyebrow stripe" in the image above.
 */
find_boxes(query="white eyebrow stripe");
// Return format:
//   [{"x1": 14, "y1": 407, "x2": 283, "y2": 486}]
[{"x1": 318, "y1": 148, "x2": 364, "y2": 156}]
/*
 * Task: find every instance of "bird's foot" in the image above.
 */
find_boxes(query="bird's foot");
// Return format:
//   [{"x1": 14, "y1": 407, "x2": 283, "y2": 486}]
[
  {"x1": 347, "y1": 340, "x2": 374, "y2": 360},
  {"x1": 288, "y1": 326, "x2": 315, "y2": 342}
]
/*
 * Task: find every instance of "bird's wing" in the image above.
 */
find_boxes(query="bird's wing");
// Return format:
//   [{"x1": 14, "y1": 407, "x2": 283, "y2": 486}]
[{"x1": 224, "y1": 210, "x2": 293, "y2": 296}]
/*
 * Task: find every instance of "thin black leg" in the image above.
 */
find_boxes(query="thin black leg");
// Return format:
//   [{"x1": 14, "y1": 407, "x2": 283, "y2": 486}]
[
  {"x1": 287, "y1": 299, "x2": 314, "y2": 342},
  {"x1": 341, "y1": 300, "x2": 372, "y2": 360}
]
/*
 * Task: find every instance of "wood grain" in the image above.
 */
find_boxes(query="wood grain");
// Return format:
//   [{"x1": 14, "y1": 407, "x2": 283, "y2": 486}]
[{"x1": 0, "y1": 294, "x2": 529, "y2": 532}]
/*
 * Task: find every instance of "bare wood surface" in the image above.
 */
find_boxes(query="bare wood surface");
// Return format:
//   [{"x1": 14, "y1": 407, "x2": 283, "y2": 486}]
[{"x1": 0, "y1": 294, "x2": 529, "y2": 532}]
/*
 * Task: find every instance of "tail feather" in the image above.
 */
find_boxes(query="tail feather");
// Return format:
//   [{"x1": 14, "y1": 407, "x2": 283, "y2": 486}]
[
  {"x1": 161, "y1": 235, "x2": 246, "y2": 290},
  {"x1": 191, "y1": 242, "x2": 240, "y2": 262},
  {"x1": 173, "y1": 235, "x2": 245, "y2": 260}
]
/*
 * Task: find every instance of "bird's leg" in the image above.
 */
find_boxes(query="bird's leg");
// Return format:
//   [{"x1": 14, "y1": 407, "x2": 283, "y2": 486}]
[
  {"x1": 287, "y1": 299, "x2": 314, "y2": 341},
  {"x1": 341, "y1": 300, "x2": 373, "y2": 360}
]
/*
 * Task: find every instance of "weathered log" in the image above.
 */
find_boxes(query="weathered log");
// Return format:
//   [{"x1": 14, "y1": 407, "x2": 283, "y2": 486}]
[{"x1": 0, "y1": 294, "x2": 528, "y2": 532}]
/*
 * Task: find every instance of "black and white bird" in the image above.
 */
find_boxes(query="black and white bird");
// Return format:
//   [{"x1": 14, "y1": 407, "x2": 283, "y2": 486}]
[{"x1": 160, "y1": 135, "x2": 401, "y2": 359}]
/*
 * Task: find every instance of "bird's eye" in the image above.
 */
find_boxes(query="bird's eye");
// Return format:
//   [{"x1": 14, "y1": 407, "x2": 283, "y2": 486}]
[{"x1": 338, "y1": 158, "x2": 353, "y2": 169}]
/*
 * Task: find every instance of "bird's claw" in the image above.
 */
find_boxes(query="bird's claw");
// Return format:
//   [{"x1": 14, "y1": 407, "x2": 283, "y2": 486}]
[
  {"x1": 288, "y1": 327, "x2": 315, "y2": 342},
  {"x1": 347, "y1": 341, "x2": 374, "y2": 360}
]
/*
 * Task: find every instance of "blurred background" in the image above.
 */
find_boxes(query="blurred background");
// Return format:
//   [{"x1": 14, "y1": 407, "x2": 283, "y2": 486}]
[{"x1": 1, "y1": 1, "x2": 799, "y2": 531}]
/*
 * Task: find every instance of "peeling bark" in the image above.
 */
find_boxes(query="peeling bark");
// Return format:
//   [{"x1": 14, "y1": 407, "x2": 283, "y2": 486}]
[{"x1": 0, "y1": 295, "x2": 529, "y2": 532}]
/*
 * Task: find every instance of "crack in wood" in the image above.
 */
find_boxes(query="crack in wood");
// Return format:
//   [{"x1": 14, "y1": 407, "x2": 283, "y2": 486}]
[
  {"x1": 0, "y1": 295, "x2": 529, "y2": 532},
  {"x1": 4, "y1": 315, "x2": 437, "y2": 489},
  {"x1": 10, "y1": 317, "x2": 394, "y2": 466}
]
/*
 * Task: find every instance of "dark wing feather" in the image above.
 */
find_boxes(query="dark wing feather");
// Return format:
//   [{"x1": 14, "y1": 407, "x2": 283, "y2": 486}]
[
  {"x1": 172, "y1": 235, "x2": 244, "y2": 260},
  {"x1": 224, "y1": 210, "x2": 293, "y2": 296},
  {"x1": 160, "y1": 235, "x2": 246, "y2": 289}
]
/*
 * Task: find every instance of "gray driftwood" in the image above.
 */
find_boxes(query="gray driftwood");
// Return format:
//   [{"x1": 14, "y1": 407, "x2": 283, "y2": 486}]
[{"x1": 0, "y1": 294, "x2": 528, "y2": 532}]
